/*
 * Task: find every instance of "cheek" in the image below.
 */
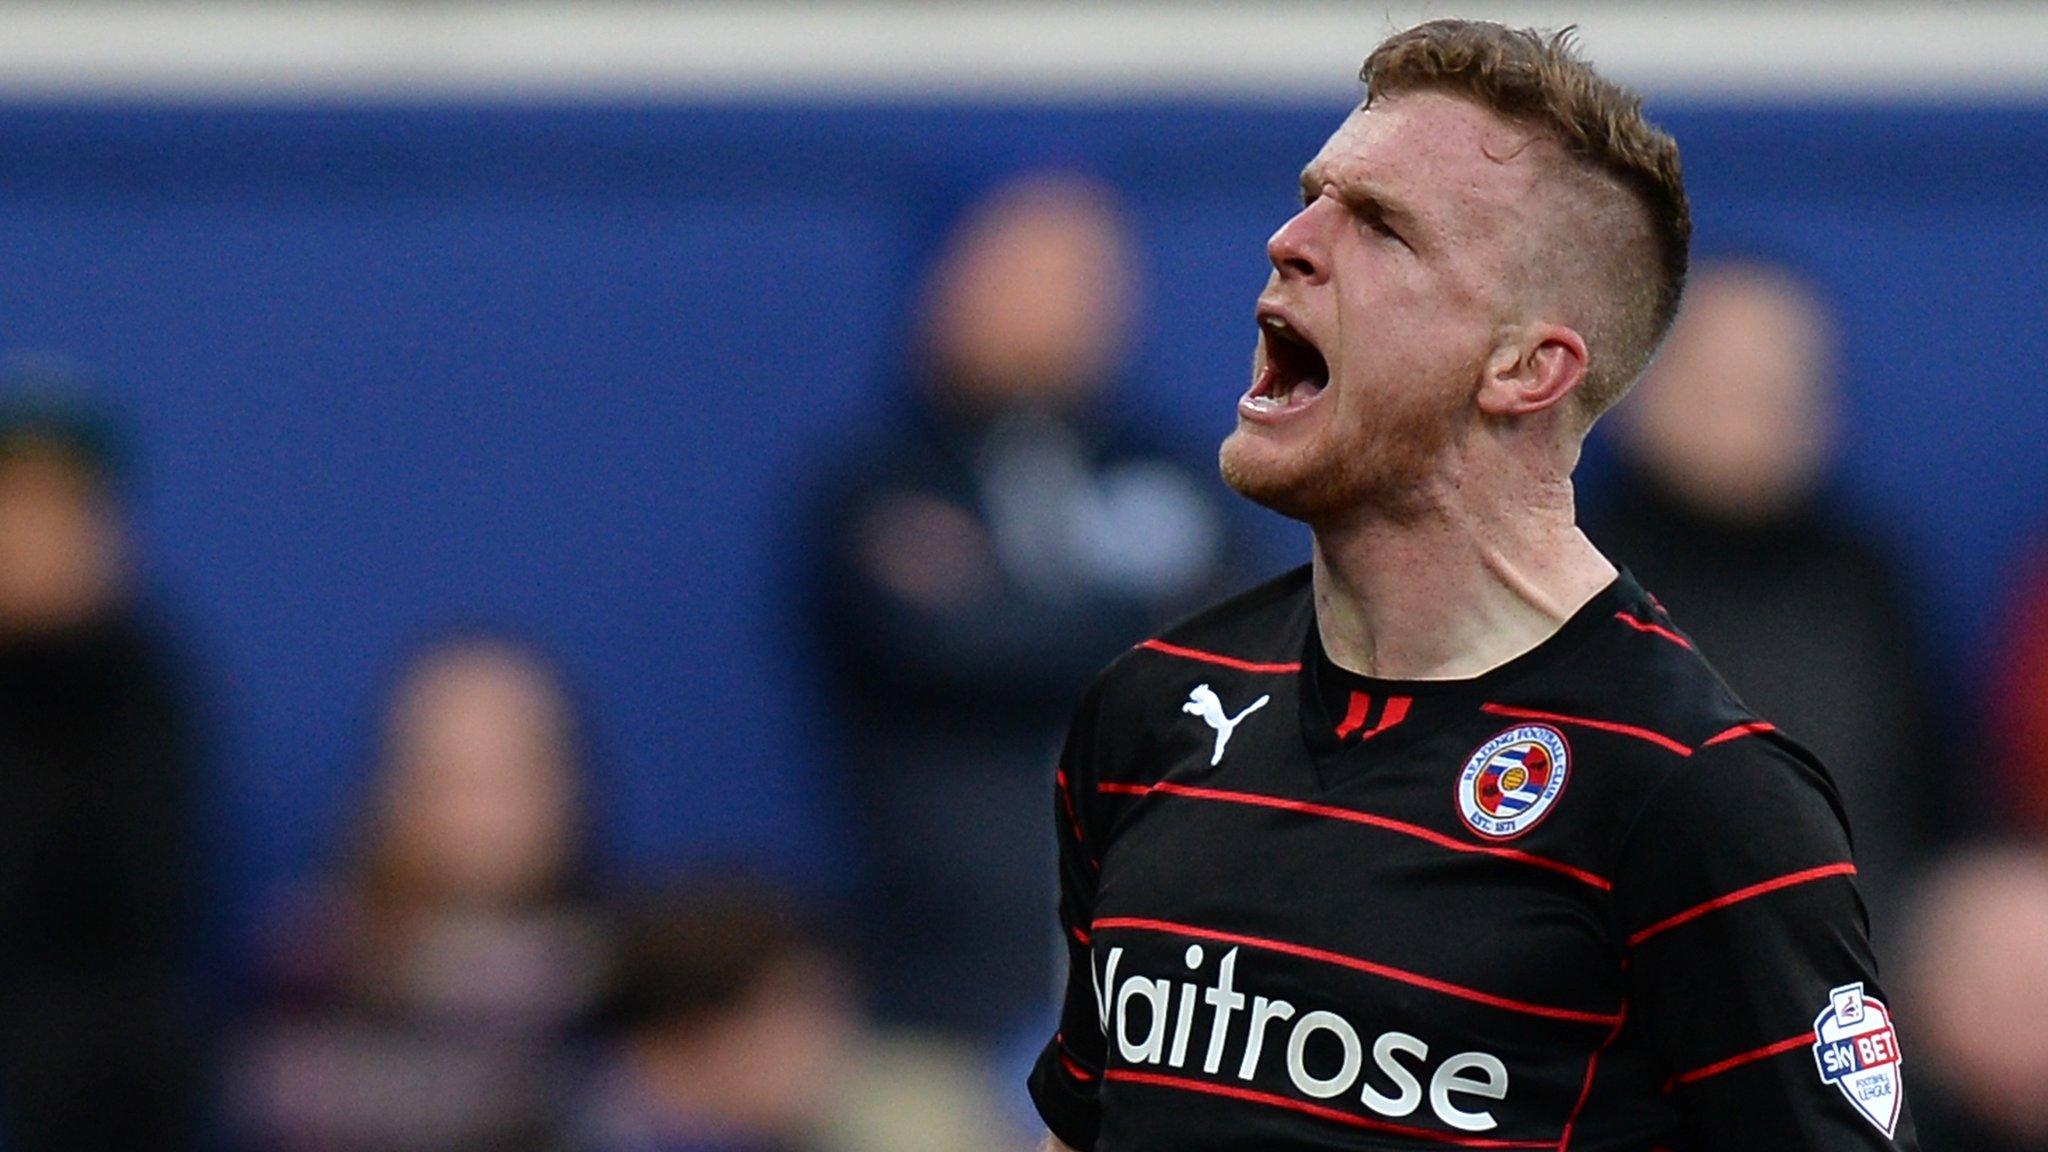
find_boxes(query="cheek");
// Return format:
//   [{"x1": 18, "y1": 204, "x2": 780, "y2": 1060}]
[
  {"x1": 1328, "y1": 252, "x2": 1438, "y2": 358},
  {"x1": 1328, "y1": 308, "x2": 1432, "y2": 396}
]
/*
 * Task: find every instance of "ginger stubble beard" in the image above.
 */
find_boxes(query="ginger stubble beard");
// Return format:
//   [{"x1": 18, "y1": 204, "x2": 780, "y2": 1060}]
[{"x1": 1219, "y1": 346, "x2": 1475, "y2": 531}]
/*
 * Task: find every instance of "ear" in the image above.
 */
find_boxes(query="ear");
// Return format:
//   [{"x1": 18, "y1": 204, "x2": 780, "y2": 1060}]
[{"x1": 1475, "y1": 323, "x2": 1589, "y2": 418}]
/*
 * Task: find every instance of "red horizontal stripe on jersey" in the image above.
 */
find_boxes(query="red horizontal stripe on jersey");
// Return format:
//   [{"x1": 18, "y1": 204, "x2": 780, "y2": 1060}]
[
  {"x1": 1105, "y1": 1070, "x2": 1556, "y2": 1149},
  {"x1": 1627, "y1": 862, "x2": 1858, "y2": 947},
  {"x1": 1059, "y1": 1051, "x2": 1098, "y2": 1083},
  {"x1": 1702, "y1": 720, "x2": 1777, "y2": 747},
  {"x1": 1137, "y1": 638, "x2": 1302, "y2": 674},
  {"x1": 1094, "y1": 779, "x2": 1611, "y2": 891},
  {"x1": 1480, "y1": 703, "x2": 1693, "y2": 757},
  {"x1": 1095, "y1": 916, "x2": 1622, "y2": 1026},
  {"x1": 1613, "y1": 612, "x2": 1693, "y2": 650},
  {"x1": 1668, "y1": 1030, "x2": 1816, "y2": 1090},
  {"x1": 1055, "y1": 1033, "x2": 1100, "y2": 1082},
  {"x1": 1070, "y1": 924, "x2": 1092, "y2": 947}
]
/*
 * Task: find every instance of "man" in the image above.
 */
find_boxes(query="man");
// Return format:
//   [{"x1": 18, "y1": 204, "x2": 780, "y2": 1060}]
[
  {"x1": 1028, "y1": 20, "x2": 1916, "y2": 1152},
  {"x1": 1898, "y1": 846, "x2": 2048, "y2": 1152},
  {"x1": 808, "y1": 172, "x2": 1242, "y2": 1041},
  {"x1": 0, "y1": 384, "x2": 208, "y2": 1152},
  {"x1": 569, "y1": 881, "x2": 857, "y2": 1152},
  {"x1": 1585, "y1": 257, "x2": 1957, "y2": 938}
]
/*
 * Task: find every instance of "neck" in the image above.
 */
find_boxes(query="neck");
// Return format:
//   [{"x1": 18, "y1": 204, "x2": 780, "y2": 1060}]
[{"x1": 1309, "y1": 467, "x2": 1615, "y2": 680}]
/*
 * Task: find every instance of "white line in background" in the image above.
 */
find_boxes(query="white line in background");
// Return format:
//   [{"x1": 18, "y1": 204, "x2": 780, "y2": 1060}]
[{"x1": 0, "y1": 3, "x2": 2040, "y2": 102}]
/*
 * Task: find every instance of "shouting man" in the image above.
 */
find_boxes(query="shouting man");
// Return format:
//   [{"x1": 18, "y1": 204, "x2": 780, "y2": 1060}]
[{"x1": 1029, "y1": 20, "x2": 1916, "y2": 1152}]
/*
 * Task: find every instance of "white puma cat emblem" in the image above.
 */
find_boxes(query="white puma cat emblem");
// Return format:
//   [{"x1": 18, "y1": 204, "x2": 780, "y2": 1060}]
[{"x1": 1182, "y1": 683, "x2": 1271, "y2": 766}]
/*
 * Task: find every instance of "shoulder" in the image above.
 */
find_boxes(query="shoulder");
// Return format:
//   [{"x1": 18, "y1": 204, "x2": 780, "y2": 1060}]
[
  {"x1": 1586, "y1": 636, "x2": 1860, "y2": 922},
  {"x1": 1627, "y1": 726, "x2": 1850, "y2": 850},
  {"x1": 1497, "y1": 581, "x2": 1854, "y2": 854},
  {"x1": 1599, "y1": 588, "x2": 1851, "y2": 830},
  {"x1": 1091, "y1": 565, "x2": 1311, "y2": 704},
  {"x1": 1525, "y1": 578, "x2": 1790, "y2": 760},
  {"x1": 1063, "y1": 566, "x2": 1311, "y2": 778},
  {"x1": 1610, "y1": 726, "x2": 1866, "y2": 963}
]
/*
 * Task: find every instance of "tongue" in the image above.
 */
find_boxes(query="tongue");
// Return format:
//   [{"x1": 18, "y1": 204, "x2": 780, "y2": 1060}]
[{"x1": 1282, "y1": 372, "x2": 1327, "y2": 406}]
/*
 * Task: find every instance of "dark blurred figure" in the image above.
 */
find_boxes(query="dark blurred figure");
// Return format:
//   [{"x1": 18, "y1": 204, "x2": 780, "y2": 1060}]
[
  {"x1": 1583, "y1": 258, "x2": 1955, "y2": 937},
  {"x1": 572, "y1": 881, "x2": 1030, "y2": 1152},
  {"x1": 1990, "y1": 546, "x2": 2048, "y2": 834},
  {"x1": 0, "y1": 383, "x2": 209, "y2": 1151},
  {"x1": 570, "y1": 883, "x2": 858, "y2": 1152},
  {"x1": 1898, "y1": 845, "x2": 2048, "y2": 1151},
  {"x1": 807, "y1": 172, "x2": 1243, "y2": 1041},
  {"x1": 233, "y1": 634, "x2": 607, "y2": 1152}
]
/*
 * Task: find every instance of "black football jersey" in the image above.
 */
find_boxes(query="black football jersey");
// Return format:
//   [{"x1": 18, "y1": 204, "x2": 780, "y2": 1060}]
[{"x1": 1029, "y1": 566, "x2": 1918, "y2": 1151}]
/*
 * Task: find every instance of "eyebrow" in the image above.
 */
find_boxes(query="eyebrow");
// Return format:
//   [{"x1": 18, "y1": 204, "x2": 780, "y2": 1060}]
[{"x1": 1298, "y1": 164, "x2": 1423, "y2": 236}]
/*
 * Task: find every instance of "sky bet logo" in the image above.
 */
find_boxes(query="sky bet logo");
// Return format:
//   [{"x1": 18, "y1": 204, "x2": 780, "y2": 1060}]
[
  {"x1": 1812, "y1": 982, "x2": 1904, "y2": 1137},
  {"x1": 1091, "y1": 942, "x2": 1510, "y2": 1132}
]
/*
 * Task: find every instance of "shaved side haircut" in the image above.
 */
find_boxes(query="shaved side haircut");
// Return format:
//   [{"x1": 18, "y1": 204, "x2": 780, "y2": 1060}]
[{"x1": 1362, "y1": 20, "x2": 1692, "y2": 422}]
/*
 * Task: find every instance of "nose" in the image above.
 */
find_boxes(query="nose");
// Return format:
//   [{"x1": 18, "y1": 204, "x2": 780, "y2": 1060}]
[{"x1": 1267, "y1": 199, "x2": 1330, "y2": 284}]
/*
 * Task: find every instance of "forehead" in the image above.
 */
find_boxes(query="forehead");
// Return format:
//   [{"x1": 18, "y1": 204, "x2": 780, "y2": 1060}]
[{"x1": 1307, "y1": 92, "x2": 1549, "y2": 229}]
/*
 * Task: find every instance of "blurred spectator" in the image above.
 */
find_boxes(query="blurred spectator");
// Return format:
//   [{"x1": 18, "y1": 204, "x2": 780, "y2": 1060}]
[
  {"x1": 806, "y1": 172, "x2": 1246, "y2": 1042},
  {"x1": 1991, "y1": 544, "x2": 2048, "y2": 835},
  {"x1": 233, "y1": 633, "x2": 607, "y2": 1152},
  {"x1": 1584, "y1": 257, "x2": 1958, "y2": 937},
  {"x1": 569, "y1": 881, "x2": 857, "y2": 1152},
  {"x1": 571, "y1": 879, "x2": 1029, "y2": 1152},
  {"x1": 1898, "y1": 844, "x2": 2048, "y2": 1151},
  {"x1": 0, "y1": 379, "x2": 209, "y2": 1152}
]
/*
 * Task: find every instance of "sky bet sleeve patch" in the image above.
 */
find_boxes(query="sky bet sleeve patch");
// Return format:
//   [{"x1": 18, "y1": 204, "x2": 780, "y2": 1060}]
[{"x1": 1813, "y1": 982, "x2": 1905, "y2": 1138}]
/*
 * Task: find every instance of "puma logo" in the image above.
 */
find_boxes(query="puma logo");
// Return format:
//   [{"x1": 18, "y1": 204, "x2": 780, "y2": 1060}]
[{"x1": 1183, "y1": 683, "x2": 1270, "y2": 766}]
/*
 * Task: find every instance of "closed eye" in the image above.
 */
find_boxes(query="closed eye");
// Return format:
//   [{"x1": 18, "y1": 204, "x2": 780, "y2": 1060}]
[
  {"x1": 1298, "y1": 168, "x2": 1334, "y2": 209},
  {"x1": 1354, "y1": 205, "x2": 1405, "y2": 245},
  {"x1": 1297, "y1": 172, "x2": 1413, "y2": 248}
]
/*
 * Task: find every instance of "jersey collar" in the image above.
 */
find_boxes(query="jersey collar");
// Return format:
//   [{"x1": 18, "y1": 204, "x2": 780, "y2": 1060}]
[{"x1": 1297, "y1": 570, "x2": 1647, "y2": 758}]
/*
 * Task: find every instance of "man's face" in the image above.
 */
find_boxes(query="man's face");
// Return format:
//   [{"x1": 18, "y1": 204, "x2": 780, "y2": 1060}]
[
  {"x1": 0, "y1": 441, "x2": 126, "y2": 635},
  {"x1": 1619, "y1": 266, "x2": 1835, "y2": 524},
  {"x1": 925, "y1": 177, "x2": 1133, "y2": 412},
  {"x1": 1219, "y1": 92, "x2": 1546, "y2": 525}
]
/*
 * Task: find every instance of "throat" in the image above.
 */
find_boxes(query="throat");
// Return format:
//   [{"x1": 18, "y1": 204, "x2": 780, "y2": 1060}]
[{"x1": 1309, "y1": 526, "x2": 1615, "y2": 682}]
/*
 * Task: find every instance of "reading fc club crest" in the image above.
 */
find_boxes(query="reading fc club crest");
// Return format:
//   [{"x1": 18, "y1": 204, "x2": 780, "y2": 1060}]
[
  {"x1": 1457, "y1": 724, "x2": 1569, "y2": 839},
  {"x1": 1813, "y1": 982, "x2": 1905, "y2": 1137}
]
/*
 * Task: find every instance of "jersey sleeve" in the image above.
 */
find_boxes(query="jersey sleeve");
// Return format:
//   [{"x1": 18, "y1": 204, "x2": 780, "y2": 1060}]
[
  {"x1": 1027, "y1": 676, "x2": 1112, "y2": 1151},
  {"x1": 1614, "y1": 731, "x2": 1920, "y2": 1150}
]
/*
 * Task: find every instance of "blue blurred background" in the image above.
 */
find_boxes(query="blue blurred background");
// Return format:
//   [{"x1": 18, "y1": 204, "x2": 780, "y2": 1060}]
[
  {"x1": 4, "y1": 99, "x2": 2043, "y2": 919},
  {"x1": 2, "y1": 4, "x2": 2047, "y2": 1151}
]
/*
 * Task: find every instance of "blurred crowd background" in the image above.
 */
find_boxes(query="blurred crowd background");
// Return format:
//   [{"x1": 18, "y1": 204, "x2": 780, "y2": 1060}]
[{"x1": 0, "y1": 2, "x2": 2044, "y2": 1151}]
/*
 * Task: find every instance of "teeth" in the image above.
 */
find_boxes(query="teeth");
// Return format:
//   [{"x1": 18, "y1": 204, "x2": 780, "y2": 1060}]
[{"x1": 1267, "y1": 373, "x2": 1304, "y2": 406}]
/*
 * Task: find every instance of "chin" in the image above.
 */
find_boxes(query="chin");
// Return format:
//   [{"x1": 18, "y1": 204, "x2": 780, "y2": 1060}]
[
  {"x1": 1219, "y1": 428, "x2": 1335, "y2": 523},
  {"x1": 1220, "y1": 423, "x2": 1439, "y2": 528}
]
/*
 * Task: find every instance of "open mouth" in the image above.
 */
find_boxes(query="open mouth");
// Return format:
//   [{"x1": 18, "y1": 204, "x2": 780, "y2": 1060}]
[{"x1": 1247, "y1": 312, "x2": 1330, "y2": 415}]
